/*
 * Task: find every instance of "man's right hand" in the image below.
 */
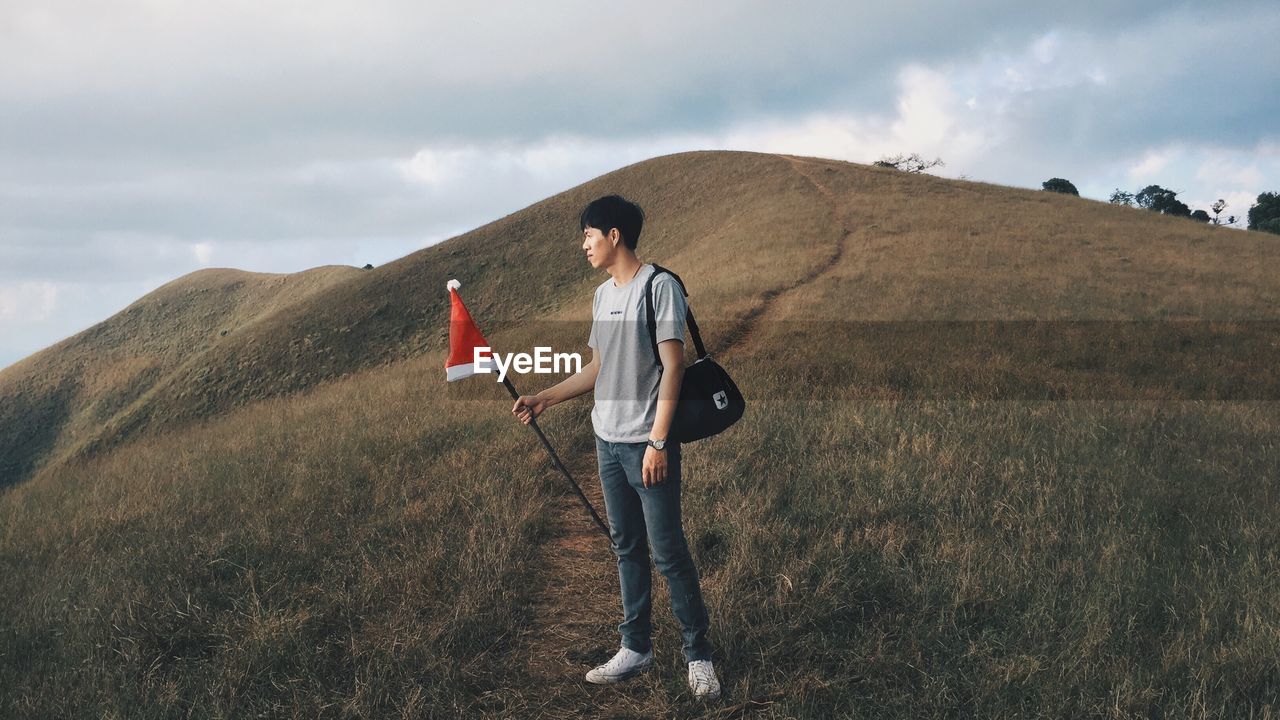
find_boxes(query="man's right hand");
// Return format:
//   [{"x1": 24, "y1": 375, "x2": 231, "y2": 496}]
[{"x1": 512, "y1": 394, "x2": 549, "y2": 424}]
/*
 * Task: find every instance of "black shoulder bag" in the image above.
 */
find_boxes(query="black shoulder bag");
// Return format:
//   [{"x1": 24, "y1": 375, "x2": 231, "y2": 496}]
[{"x1": 645, "y1": 264, "x2": 745, "y2": 443}]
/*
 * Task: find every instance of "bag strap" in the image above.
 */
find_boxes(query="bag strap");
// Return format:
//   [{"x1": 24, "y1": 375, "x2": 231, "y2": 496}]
[{"x1": 645, "y1": 263, "x2": 708, "y2": 366}]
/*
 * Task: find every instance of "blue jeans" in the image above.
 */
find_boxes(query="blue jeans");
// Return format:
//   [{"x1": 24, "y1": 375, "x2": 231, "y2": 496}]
[{"x1": 595, "y1": 433, "x2": 713, "y2": 663}]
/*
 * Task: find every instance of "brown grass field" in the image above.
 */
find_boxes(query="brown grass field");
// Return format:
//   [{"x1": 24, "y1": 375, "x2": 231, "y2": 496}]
[{"x1": 1, "y1": 150, "x2": 1278, "y2": 718}]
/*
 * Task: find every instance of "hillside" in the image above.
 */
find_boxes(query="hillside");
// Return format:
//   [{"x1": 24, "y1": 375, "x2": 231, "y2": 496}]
[
  {"x1": 2, "y1": 150, "x2": 1278, "y2": 718},
  {"x1": 0, "y1": 151, "x2": 835, "y2": 488},
  {"x1": 0, "y1": 266, "x2": 364, "y2": 484},
  {"x1": 6, "y1": 151, "x2": 1279, "y2": 490}
]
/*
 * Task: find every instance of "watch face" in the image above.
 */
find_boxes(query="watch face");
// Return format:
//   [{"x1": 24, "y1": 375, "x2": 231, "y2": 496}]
[{"x1": 650, "y1": 439, "x2": 665, "y2": 450}]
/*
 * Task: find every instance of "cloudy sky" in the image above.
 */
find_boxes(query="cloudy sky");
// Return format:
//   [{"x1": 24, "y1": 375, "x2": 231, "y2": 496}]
[{"x1": 3, "y1": 1, "x2": 1278, "y2": 369}]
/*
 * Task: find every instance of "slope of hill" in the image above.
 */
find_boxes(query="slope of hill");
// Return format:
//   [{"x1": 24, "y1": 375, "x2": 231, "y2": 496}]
[
  {"x1": 0, "y1": 151, "x2": 833, "y2": 488},
  {"x1": 2, "y1": 150, "x2": 1278, "y2": 718},
  {"x1": 0, "y1": 265, "x2": 364, "y2": 486}
]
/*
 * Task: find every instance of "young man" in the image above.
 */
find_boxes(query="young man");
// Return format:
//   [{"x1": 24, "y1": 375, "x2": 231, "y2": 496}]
[{"x1": 511, "y1": 194, "x2": 721, "y2": 701}]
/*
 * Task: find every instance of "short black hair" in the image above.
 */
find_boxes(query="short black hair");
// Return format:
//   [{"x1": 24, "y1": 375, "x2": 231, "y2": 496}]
[{"x1": 580, "y1": 194, "x2": 644, "y2": 250}]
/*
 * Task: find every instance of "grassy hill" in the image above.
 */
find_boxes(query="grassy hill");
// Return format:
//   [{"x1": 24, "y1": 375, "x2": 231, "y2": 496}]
[
  {"x1": 0, "y1": 151, "x2": 829, "y2": 489},
  {"x1": 1, "y1": 150, "x2": 1277, "y2": 718}
]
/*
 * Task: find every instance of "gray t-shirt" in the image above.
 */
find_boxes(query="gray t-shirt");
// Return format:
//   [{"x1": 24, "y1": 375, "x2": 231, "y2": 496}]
[{"x1": 588, "y1": 263, "x2": 688, "y2": 443}]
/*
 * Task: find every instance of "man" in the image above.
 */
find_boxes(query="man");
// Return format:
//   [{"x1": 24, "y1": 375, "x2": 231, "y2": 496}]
[{"x1": 511, "y1": 194, "x2": 721, "y2": 702}]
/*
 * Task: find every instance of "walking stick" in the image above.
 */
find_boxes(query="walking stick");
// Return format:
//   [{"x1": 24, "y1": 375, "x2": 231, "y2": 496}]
[
  {"x1": 501, "y1": 376, "x2": 612, "y2": 540},
  {"x1": 446, "y1": 278, "x2": 610, "y2": 541}
]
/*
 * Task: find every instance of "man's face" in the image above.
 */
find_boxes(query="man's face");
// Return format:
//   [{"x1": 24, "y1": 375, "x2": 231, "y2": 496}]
[{"x1": 582, "y1": 225, "x2": 617, "y2": 269}]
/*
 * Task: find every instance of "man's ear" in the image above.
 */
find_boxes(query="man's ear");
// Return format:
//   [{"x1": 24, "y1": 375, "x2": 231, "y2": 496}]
[{"x1": 610, "y1": 228, "x2": 621, "y2": 247}]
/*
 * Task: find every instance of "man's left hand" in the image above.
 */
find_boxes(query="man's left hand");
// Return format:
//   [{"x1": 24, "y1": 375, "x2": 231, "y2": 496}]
[{"x1": 642, "y1": 446, "x2": 667, "y2": 488}]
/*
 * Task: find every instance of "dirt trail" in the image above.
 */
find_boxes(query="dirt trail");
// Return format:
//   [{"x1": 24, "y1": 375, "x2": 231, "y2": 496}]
[
  {"x1": 715, "y1": 155, "x2": 859, "y2": 356},
  {"x1": 508, "y1": 154, "x2": 859, "y2": 717},
  {"x1": 507, "y1": 437, "x2": 634, "y2": 719}
]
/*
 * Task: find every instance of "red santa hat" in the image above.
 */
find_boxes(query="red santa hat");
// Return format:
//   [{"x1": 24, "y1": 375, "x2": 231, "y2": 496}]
[{"x1": 445, "y1": 279, "x2": 493, "y2": 381}]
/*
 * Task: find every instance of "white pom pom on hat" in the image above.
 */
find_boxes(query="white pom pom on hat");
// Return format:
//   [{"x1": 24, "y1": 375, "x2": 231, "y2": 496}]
[{"x1": 447, "y1": 279, "x2": 461, "y2": 291}]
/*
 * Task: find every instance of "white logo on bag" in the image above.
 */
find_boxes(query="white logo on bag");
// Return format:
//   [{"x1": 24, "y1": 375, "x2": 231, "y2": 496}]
[{"x1": 713, "y1": 390, "x2": 728, "y2": 410}]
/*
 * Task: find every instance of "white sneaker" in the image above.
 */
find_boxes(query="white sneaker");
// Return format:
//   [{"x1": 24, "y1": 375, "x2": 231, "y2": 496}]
[
  {"x1": 584, "y1": 646, "x2": 653, "y2": 684},
  {"x1": 688, "y1": 659, "x2": 721, "y2": 701}
]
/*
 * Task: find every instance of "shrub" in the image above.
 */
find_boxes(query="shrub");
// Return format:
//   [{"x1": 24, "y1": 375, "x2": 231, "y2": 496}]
[
  {"x1": 1135, "y1": 185, "x2": 1191, "y2": 217},
  {"x1": 874, "y1": 153, "x2": 945, "y2": 173},
  {"x1": 1248, "y1": 192, "x2": 1280, "y2": 234},
  {"x1": 1042, "y1": 178, "x2": 1079, "y2": 196},
  {"x1": 1109, "y1": 189, "x2": 1135, "y2": 206}
]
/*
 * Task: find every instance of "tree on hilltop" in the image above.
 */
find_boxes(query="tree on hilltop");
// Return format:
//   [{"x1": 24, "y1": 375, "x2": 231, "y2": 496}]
[
  {"x1": 1109, "y1": 189, "x2": 1135, "y2": 206},
  {"x1": 874, "y1": 153, "x2": 945, "y2": 173},
  {"x1": 1042, "y1": 178, "x2": 1079, "y2": 196},
  {"x1": 1135, "y1": 185, "x2": 1191, "y2": 217},
  {"x1": 1209, "y1": 199, "x2": 1237, "y2": 227},
  {"x1": 1248, "y1": 192, "x2": 1280, "y2": 235}
]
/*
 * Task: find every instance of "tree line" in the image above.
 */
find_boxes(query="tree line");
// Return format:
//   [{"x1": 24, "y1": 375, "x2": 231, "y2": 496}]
[
  {"x1": 1042, "y1": 177, "x2": 1280, "y2": 234},
  {"x1": 874, "y1": 153, "x2": 1280, "y2": 235}
]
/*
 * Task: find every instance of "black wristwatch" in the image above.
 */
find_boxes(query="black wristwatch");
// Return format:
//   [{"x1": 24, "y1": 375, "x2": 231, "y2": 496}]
[{"x1": 647, "y1": 437, "x2": 667, "y2": 451}]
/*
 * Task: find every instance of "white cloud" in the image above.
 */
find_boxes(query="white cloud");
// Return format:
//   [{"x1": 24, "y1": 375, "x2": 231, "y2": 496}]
[
  {"x1": 398, "y1": 148, "x2": 472, "y2": 187},
  {"x1": 0, "y1": 281, "x2": 59, "y2": 322},
  {"x1": 891, "y1": 65, "x2": 961, "y2": 148},
  {"x1": 1195, "y1": 155, "x2": 1265, "y2": 189},
  {"x1": 1031, "y1": 32, "x2": 1059, "y2": 64},
  {"x1": 1129, "y1": 148, "x2": 1177, "y2": 180},
  {"x1": 707, "y1": 63, "x2": 997, "y2": 173},
  {"x1": 192, "y1": 242, "x2": 214, "y2": 266}
]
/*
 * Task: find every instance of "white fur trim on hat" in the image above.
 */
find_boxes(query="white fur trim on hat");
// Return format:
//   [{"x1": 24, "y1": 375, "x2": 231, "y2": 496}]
[{"x1": 447, "y1": 279, "x2": 461, "y2": 291}]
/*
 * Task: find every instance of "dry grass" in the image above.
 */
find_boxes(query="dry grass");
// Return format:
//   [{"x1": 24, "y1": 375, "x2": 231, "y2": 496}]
[
  {"x1": 2, "y1": 150, "x2": 1279, "y2": 718},
  {"x1": 2, "y1": 350, "x2": 562, "y2": 717}
]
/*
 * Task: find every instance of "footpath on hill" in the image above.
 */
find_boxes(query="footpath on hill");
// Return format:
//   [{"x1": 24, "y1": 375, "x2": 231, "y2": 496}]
[{"x1": 503, "y1": 155, "x2": 858, "y2": 718}]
